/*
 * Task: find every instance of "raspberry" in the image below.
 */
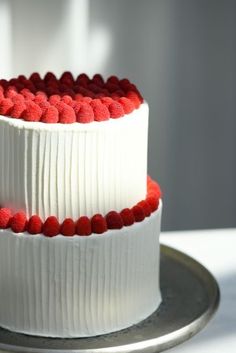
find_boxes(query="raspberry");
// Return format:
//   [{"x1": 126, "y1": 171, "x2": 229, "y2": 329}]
[
  {"x1": 146, "y1": 197, "x2": 159, "y2": 212},
  {"x1": 27, "y1": 215, "x2": 43, "y2": 234},
  {"x1": 91, "y1": 214, "x2": 107, "y2": 234},
  {"x1": 104, "y1": 82, "x2": 119, "y2": 93},
  {"x1": 73, "y1": 101, "x2": 81, "y2": 115},
  {"x1": 20, "y1": 88, "x2": 35, "y2": 100},
  {"x1": 11, "y1": 101, "x2": 26, "y2": 119},
  {"x1": 93, "y1": 103, "x2": 110, "y2": 121},
  {"x1": 41, "y1": 106, "x2": 59, "y2": 123},
  {"x1": 132, "y1": 205, "x2": 145, "y2": 222},
  {"x1": 60, "y1": 218, "x2": 75, "y2": 236},
  {"x1": 30, "y1": 72, "x2": 41, "y2": 82},
  {"x1": 77, "y1": 103, "x2": 94, "y2": 123},
  {"x1": 106, "y1": 211, "x2": 123, "y2": 229},
  {"x1": 101, "y1": 97, "x2": 113, "y2": 107},
  {"x1": 23, "y1": 101, "x2": 42, "y2": 121},
  {"x1": 76, "y1": 216, "x2": 92, "y2": 236},
  {"x1": 76, "y1": 73, "x2": 90, "y2": 86},
  {"x1": 49, "y1": 95, "x2": 61, "y2": 106},
  {"x1": 120, "y1": 208, "x2": 135, "y2": 226},
  {"x1": 119, "y1": 97, "x2": 135, "y2": 114},
  {"x1": 42, "y1": 216, "x2": 60, "y2": 237},
  {"x1": 0, "y1": 98, "x2": 14, "y2": 115},
  {"x1": 0, "y1": 208, "x2": 12, "y2": 228},
  {"x1": 59, "y1": 104, "x2": 76, "y2": 123},
  {"x1": 126, "y1": 91, "x2": 141, "y2": 109},
  {"x1": 92, "y1": 74, "x2": 104, "y2": 86},
  {"x1": 61, "y1": 95, "x2": 73, "y2": 105},
  {"x1": 137, "y1": 200, "x2": 151, "y2": 217},
  {"x1": 10, "y1": 211, "x2": 27, "y2": 233},
  {"x1": 5, "y1": 88, "x2": 17, "y2": 99},
  {"x1": 34, "y1": 93, "x2": 47, "y2": 104},
  {"x1": 107, "y1": 76, "x2": 119, "y2": 85},
  {"x1": 44, "y1": 72, "x2": 57, "y2": 82},
  {"x1": 90, "y1": 99, "x2": 102, "y2": 108},
  {"x1": 109, "y1": 101, "x2": 124, "y2": 118}
]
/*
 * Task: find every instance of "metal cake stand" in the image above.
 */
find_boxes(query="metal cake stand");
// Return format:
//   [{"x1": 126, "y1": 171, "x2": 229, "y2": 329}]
[{"x1": 0, "y1": 245, "x2": 220, "y2": 353}]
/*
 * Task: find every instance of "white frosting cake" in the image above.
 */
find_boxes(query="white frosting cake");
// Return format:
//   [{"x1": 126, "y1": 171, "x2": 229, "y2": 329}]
[
  {"x1": 0, "y1": 73, "x2": 162, "y2": 337},
  {"x1": 0, "y1": 205, "x2": 162, "y2": 337}
]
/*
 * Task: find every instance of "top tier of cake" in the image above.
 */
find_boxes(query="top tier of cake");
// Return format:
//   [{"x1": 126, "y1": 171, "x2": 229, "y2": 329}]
[{"x1": 0, "y1": 73, "x2": 148, "y2": 221}]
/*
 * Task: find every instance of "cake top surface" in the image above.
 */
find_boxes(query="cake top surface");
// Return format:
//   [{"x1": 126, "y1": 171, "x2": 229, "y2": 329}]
[{"x1": 0, "y1": 73, "x2": 144, "y2": 124}]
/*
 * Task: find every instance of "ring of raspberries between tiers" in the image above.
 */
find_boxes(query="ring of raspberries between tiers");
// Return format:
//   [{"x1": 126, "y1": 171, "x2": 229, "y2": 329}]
[
  {"x1": 0, "y1": 72, "x2": 144, "y2": 123},
  {"x1": 0, "y1": 177, "x2": 161, "y2": 237}
]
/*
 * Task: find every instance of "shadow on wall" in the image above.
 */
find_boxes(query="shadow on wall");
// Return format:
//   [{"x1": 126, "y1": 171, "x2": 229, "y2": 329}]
[{"x1": 90, "y1": 0, "x2": 236, "y2": 231}]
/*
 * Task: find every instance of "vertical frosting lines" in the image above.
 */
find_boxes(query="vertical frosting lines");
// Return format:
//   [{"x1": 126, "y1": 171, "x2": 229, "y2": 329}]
[{"x1": 0, "y1": 103, "x2": 148, "y2": 220}]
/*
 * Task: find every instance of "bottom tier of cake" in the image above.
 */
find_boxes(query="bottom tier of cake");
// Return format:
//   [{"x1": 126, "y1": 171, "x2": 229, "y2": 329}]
[{"x1": 0, "y1": 202, "x2": 162, "y2": 338}]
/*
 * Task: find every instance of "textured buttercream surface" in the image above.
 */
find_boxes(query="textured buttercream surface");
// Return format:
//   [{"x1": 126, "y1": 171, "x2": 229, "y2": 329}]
[
  {"x1": 0, "y1": 203, "x2": 162, "y2": 337},
  {"x1": 0, "y1": 103, "x2": 148, "y2": 221}
]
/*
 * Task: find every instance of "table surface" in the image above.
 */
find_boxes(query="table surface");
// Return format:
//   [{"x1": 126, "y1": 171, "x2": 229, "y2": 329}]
[
  {"x1": 161, "y1": 228, "x2": 236, "y2": 353},
  {"x1": 0, "y1": 228, "x2": 235, "y2": 353}
]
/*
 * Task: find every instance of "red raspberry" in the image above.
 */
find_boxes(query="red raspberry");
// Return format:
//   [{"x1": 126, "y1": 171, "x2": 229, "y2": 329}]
[
  {"x1": 27, "y1": 215, "x2": 43, "y2": 234},
  {"x1": 11, "y1": 211, "x2": 27, "y2": 233},
  {"x1": 0, "y1": 98, "x2": 14, "y2": 115},
  {"x1": 126, "y1": 91, "x2": 141, "y2": 109},
  {"x1": 42, "y1": 216, "x2": 60, "y2": 237},
  {"x1": 106, "y1": 211, "x2": 123, "y2": 229},
  {"x1": 23, "y1": 101, "x2": 42, "y2": 121},
  {"x1": 73, "y1": 101, "x2": 81, "y2": 115},
  {"x1": 90, "y1": 99, "x2": 102, "y2": 108},
  {"x1": 118, "y1": 97, "x2": 135, "y2": 114},
  {"x1": 76, "y1": 103, "x2": 94, "y2": 123},
  {"x1": 132, "y1": 205, "x2": 145, "y2": 222},
  {"x1": 34, "y1": 93, "x2": 47, "y2": 104},
  {"x1": 61, "y1": 95, "x2": 73, "y2": 105},
  {"x1": 20, "y1": 88, "x2": 35, "y2": 100},
  {"x1": 60, "y1": 218, "x2": 75, "y2": 236},
  {"x1": 107, "y1": 75, "x2": 119, "y2": 85},
  {"x1": 49, "y1": 95, "x2": 61, "y2": 106},
  {"x1": 11, "y1": 101, "x2": 26, "y2": 118},
  {"x1": 120, "y1": 208, "x2": 135, "y2": 226},
  {"x1": 146, "y1": 197, "x2": 159, "y2": 212},
  {"x1": 59, "y1": 104, "x2": 76, "y2": 123},
  {"x1": 91, "y1": 214, "x2": 107, "y2": 234},
  {"x1": 0, "y1": 208, "x2": 12, "y2": 228},
  {"x1": 100, "y1": 97, "x2": 113, "y2": 107},
  {"x1": 76, "y1": 216, "x2": 92, "y2": 236},
  {"x1": 109, "y1": 101, "x2": 124, "y2": 118},
  {"x1": 76, "y1": 73, "x2": 90, "y2": 86},
  {"x1": 88, "y1": 83, "x2": 101, "y2": 93},
  {"x1": 29, "y1": 72, "x2": 41, "y2": 82},
  {"x1": 104, "y1": 82, "x2": 119, "y2": 93},
  {"x1": 137, "y1": 200, "x2": 151, "y2": 217},
  {"x1": 93, "y1": 103, "x2": 110, "y2": 121},
  {"x1": 92, "y1": 74, "x2": 104, "y2": 86},
  {"x1": 41, "y1": 106, "x2": 59, "y2": 123},
  {"x1": 5, "y1": 88, "x2": 17, "y2": 99},
  {"x1": 75, "y1": 93, "x2": 83, "y2": 101},
  {"x1": 44, "y1": 72, "x2": 57, "y2": 83},
  {"x1": 38, "y1": 101, "x2": 50, "y2": 114}
]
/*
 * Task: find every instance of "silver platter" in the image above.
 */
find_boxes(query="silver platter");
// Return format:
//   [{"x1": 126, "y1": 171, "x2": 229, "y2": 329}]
[{"x1": 0, "y1": 245, "x2": 220, "y2": 353}]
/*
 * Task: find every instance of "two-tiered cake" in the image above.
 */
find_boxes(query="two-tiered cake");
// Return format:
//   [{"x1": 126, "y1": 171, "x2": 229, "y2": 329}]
[{"x1": 0, "y1": 73, "x2": 162, "y2": 337}]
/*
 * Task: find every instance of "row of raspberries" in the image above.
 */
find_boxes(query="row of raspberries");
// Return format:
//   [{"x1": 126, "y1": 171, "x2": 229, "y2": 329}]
[
  {"x1": 0, "y1": 73, "x2": 144, "y2": 123},
  {"x1": 0, "y1": 178, "x2": 161, "y2": 237}
]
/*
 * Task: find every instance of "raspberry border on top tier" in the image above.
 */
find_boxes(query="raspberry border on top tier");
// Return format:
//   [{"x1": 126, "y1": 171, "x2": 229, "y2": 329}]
[
  {"x1": 0, "y1": 73, "x2": 144, "y2": 124},
  {"x1": 0, "y1": 177, "x2": 161, "y2": 237}
]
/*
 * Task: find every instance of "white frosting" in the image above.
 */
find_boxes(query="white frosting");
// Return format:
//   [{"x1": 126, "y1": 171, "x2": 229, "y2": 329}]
[
  {"x1": 0, "y1": 202, "x2": 162, "y2": 337},
  {"x1": 0, "y1": 103, "x2": 148, "y2": 221}
]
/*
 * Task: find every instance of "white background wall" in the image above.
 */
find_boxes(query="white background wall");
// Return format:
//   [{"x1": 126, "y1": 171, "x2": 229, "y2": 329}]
[{"x1": 0, "y1": 0, "x2": 235, "y2": 231}]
